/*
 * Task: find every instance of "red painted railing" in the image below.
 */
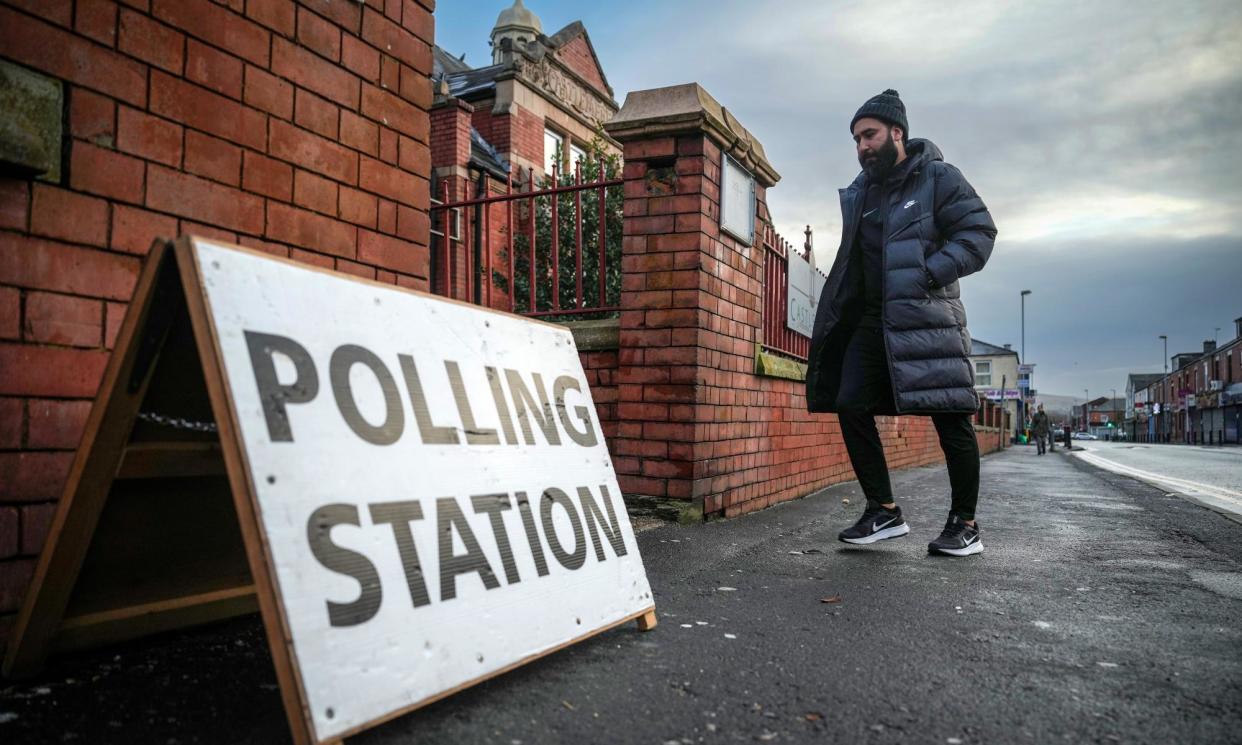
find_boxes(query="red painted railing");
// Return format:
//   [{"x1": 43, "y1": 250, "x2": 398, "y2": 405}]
[
  {"x1": 429, "y1": 162, "x2": 622, "y2": 317},
  {"x1": 761, "y1": 222, "x2": 815, "y2": 361}
]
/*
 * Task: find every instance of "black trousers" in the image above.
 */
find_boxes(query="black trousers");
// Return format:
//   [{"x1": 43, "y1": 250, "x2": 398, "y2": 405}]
[{"x1": 835, "y1": 325, "x2": 981, "y2": 521}]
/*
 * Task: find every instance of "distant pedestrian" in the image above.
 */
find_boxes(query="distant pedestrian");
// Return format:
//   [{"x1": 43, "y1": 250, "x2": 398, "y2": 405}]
[
  {"x1": 1031, "y1": 403, "x2": 1051, "y2": 455},
  {"x1": 806, "y1": 89, "x2": 998, "y2": 557}
]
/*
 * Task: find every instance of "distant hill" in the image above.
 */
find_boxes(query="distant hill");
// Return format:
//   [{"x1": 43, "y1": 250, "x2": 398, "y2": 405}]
[{"x1": 1029, "y1": 393, "x2": 1082, "y2": 422}]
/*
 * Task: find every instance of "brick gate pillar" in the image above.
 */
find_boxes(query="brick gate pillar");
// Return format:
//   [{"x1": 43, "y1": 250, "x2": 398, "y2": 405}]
[
  {"x1": 430, "y1": 94, "x2": 475, "y2": 301},
  {"x1": 603, "y1": 84, "x2": 780, "y2": 516}
]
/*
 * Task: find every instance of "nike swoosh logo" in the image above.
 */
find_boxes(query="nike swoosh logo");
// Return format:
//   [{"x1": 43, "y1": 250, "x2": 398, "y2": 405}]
[
  {"x1": 872, "y1": 517, "x2": 897, "y2": 532},
  {"x1": 862, "y1": 209, "x2": 877, "y2": 218}
]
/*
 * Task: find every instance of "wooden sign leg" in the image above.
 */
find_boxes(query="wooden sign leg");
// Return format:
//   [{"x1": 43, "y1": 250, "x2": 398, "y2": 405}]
[{"x1": 636, "y1": 609, "x2": 658, "y2": 631}]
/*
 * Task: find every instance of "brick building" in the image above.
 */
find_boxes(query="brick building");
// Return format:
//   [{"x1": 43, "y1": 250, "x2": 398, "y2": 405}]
[
  {"x1": 429, "y1": 0, "x2": 620, "y2": 305},
  {"x1": 1124, "y1": 372, "x2": 1163, "y2": 440},
  {"x1": 968, "y1": 338, "x2": 1021, "y2": 434},
  {"x1": 1141, "y1": 316, "x2": 1242, "y2": 444},
  {"x1": 0, "y1": 0, "x2": 435, "y2": 639}
]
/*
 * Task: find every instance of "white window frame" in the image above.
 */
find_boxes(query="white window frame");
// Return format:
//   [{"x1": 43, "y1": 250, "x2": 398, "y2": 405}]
[
  {"x1": 570, "y1": 143, "x2": 588, "y2": 174},
  {"x1": 543, "y1": 128, "x2": 564, "y2": 176},
  {"x1": 974, "y1": 360, "x2": 992, "y2": 387}
]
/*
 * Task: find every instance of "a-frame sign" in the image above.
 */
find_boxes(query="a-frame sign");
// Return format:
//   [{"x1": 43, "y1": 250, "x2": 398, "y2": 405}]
[{"x1": 3, "y1": 237, "x2": 657, "y2": 745}]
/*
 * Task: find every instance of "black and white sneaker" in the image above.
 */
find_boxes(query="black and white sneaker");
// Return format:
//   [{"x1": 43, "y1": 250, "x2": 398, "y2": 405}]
[
  {"x1": 838, "y1": 505, "x2": 910, "y2": 545},
  {"x1": 927, "y1": 516, "x2": 983, "y2": 556}
]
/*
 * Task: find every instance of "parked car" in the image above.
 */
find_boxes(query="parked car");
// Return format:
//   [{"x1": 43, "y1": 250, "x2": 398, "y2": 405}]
[{"x1": 1071, "y1": 431, "x2": 1098, "y2": 440}]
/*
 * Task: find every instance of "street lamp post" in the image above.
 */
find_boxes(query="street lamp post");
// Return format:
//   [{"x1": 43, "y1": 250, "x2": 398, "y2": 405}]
[
  {"x1": 1111, "y1": 387, "x2": 1117, "y2": 440},
  {"x1": 1157, "y1": 335, "x2": 1169, "y2": 443},
  {"x1": 1020, "y1": 290, "x2": 1031, "y2": 443},
  {"x1": 1084, "y1": 388, "x2": 1089, "y2": 433},
  {"x1": 1021, "y1": 290, "x2": 1031, "y2": 361}
]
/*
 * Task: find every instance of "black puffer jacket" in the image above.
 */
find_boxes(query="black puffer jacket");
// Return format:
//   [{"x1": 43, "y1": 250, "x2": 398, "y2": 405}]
[{"x1": 806, "y1": 139, "x2": 997, "y2": 414}]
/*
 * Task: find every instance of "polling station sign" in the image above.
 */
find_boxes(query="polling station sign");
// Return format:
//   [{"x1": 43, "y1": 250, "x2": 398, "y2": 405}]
[
  {"x1": 192, "y1": 239, "x2": 654, "y2": 742},
  {"x1": 2, "y1": 237, "x2": 654, "y2": 745}
]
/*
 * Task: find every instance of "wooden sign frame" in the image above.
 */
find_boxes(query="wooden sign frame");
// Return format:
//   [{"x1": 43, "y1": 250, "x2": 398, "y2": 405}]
[{"x1": 3, "y1": 237, "x2": 657, "y2": 745}]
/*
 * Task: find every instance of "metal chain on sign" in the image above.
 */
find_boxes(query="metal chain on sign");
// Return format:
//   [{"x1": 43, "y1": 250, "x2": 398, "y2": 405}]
[{"x1": 136, "y1": 411, "x2": 219, "y2": 433}]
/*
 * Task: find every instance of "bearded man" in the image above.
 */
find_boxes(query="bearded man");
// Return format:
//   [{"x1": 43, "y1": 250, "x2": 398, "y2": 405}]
[{"x1": 806, "y1": 89, "x2": 998, "y2": 557}]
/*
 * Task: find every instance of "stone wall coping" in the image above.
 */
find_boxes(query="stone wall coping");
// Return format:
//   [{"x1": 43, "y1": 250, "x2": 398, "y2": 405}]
[
  {"x1": 560, "y1": 316, "x2": 620, "y2": 351},
  {"x1": 430, "y1": 94, "x2": 475, "y2": 114},
  {"x1": 603, "y1": 83, "x2": 780, "y2": 187}
]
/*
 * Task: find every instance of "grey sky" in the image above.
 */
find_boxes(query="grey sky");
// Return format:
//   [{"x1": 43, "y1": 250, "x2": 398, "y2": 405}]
[{"x1": 437, "y1": 1, "x2": 1242, "y2": 397}]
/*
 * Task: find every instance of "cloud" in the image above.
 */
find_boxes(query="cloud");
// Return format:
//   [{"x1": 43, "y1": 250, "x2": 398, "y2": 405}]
[
  {"x1": 621, "y1": 0, "x2": 1242, "y2": 253},
  {"x1": 437, "y1": 0, "x2": 1242, "y2": 399},
  {"x1": 958, "y1": 235, "x2": 1242, "y2": 395}
]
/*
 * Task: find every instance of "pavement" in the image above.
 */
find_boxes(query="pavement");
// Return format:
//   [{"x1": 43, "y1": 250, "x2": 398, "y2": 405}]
[{"x1": 3, "y1": 445, "x2": 1241, "y2": 744}]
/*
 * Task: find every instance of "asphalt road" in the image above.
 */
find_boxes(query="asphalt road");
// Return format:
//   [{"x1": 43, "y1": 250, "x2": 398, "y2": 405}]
[
  {"x1": 2, "y1": 445, "x2": 1241, "y2": 744},
  {"x1": 1073, "y1": 440, "x2": 1242, "y2": 521}
]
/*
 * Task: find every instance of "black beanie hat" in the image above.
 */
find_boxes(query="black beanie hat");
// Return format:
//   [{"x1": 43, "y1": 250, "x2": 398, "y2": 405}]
[{"x1": 850, "y1": 89, "x2": 908, "y2": 139}]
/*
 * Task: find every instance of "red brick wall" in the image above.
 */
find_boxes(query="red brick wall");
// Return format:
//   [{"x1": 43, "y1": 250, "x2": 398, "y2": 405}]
[
  {"x1": 612, "y1": 131, "x2": 1008, "y2": 517},
  {"x1": 580, "y1": 348, "x2": 618, "y2": 443},
  {"x1": 430, "y1": 97, "x2": 472, "y2": 169},
  {"x1": 0, "y1": 0, "x2": 435, "y2": 636},
  {"x1": 473, "y1": 103, "x2": 544, "y2": 175},
  {"x1": 555, "y1": 35, "x2": 608, "y2": 97},
  {"x1": 480, "y1": 192, "x2": 515, "y2": 311}
]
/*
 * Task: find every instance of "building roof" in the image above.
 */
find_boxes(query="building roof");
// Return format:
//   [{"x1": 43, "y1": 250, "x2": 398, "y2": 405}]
[
  {"x1": 1079, "y1": 397, "x2": 1125, "y2": 409},
  {"x1": 545, "y1": 21, "x2": 613, "y2": 97},
  {"x1": 469, "y1": 126, "x2": 510, "y2": 179},
  {"x1": 969, "y1": 339, "x2": 1018, "y2": 358},
  {"x1": 433, "y1": 45, "x2": 472, "y2": 76},
  {"x1": 493, "y1": 0, "x2": 542, "y2": 35},
  {"x1": 433, "y1": 45, "x2": 507, "y2": 99},
  {"x1": 1172, "y1": 351, "x2": 1202, "y2": 369},
  {"x1": 427, "y1": 47, "x2": 510, "y2": 179},
  {"x1": 432, "y1": 20, "x2": 615, "y2": 103},
  {"x1": 1127, "y1": 373, "x2": 1163, "y2": 389}
]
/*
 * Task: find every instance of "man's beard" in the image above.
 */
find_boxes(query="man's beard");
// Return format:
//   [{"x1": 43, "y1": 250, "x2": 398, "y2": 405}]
[{"x1": 859, "y1": 131, "x2": 899, "y2": 180}]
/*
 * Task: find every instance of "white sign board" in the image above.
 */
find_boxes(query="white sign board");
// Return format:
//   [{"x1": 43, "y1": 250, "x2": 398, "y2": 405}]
[
  {"x1": 785, "y1": 251, "x2": 825, "y2": 338},
  {"x1": 719, "y1": 154, "x2": 755, "y2": 246},
  {"x1": 191, "y1": 240, "x2": 654, "y2": 743},
  {"x1": 981, "y1": 388, "x2": 1023, "y2": 401}
]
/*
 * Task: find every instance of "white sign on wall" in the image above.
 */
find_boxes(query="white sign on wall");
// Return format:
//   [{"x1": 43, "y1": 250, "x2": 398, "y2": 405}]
[
  {"x1": 192, "y1": 240, "x2": 654, "y2": 743},
  {"x1": 982, "y1": 388, "x2": 1023, "y2": 401},
  {"x1": 785, "y1": 251, "x2": 825, "y2": 338},
  {"x1": 720, "y1": 154, "x2": 755, "y2": 246}
]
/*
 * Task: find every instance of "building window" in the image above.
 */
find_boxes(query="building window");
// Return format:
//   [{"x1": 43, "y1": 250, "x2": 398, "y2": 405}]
[
  {"x1": 975, "y1": 360, "x2": 992, "y2": 387},
  {"x1": 570, "y1": 143, "x2": 588, "y2": 173},
  {"x1": 543, "y1": 128, "x2": 564, "y2": 176}
]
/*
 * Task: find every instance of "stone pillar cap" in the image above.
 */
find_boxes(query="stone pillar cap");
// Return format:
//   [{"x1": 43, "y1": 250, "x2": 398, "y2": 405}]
[{"x1": 604, "y1": 83, "x2": 779, "y2": 187}]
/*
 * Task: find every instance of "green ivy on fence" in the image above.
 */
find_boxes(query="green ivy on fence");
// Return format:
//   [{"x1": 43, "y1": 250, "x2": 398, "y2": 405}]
[{"x1": 493, "y1": 137, "x2": 624, "y2": 321}]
